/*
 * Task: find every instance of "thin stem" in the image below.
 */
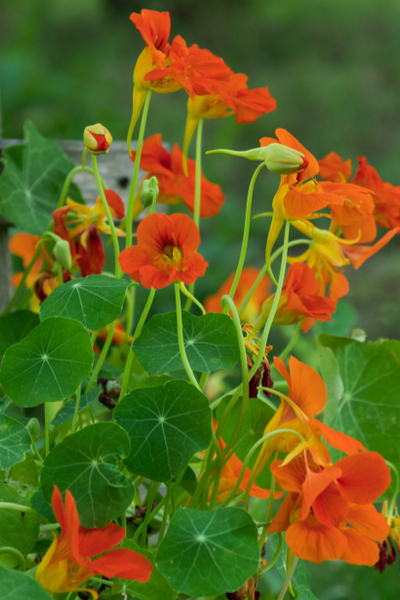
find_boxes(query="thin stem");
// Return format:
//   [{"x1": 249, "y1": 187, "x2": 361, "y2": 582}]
[
  {"x1": 193, "y1": 117, "x2": 204, "y2": 228},
  {"x1": 3, "y1": 245, "x2": 42, "y2": 315},
  {"x1": 158, "y1": 482, "x2": 172, "y2": 542},
  {"x1": 179, "y1": 282, "x2": 206, "y2": 315},
  {"x1": 39, "y1": 523, "x2": 60, "y2": 532},
  {"x1": 262, "y1": 533, "x2": 284, "y2": 573},
  {"x1": 277, "y1": 556, "x2": 299, "y2": 600},
  {"x1": 279, "y1": 322, "x2": 302, "y2": 361},
  {"x1": 199, "y1": 371, "x2": 209, "y2": 390},
  {"x1": 120, "y1": 287, "x2": 156, "y2": 400},
  {"x1": 386, "y1": 461, "x2": 399, "y2": 517},
  {"x1": 86, "y1": 322, "x2": 116, "y2": 393},
  {"x1": 90, "y1": 577, "x2": 113, "y2": 588},
  {"x1": 0, "y1": 547, "x2": 25, "y2": 571},
  {"x1": 57, "y1": 165, "x2": 106, "y2": 209},
  {"x1": 70, "y1": 384, "x2": 82, "y2": 434},
  {"x1": 31, "y1": 438, "x2": 44, "y2": 464},
  {"x1": 126, "y1": 89, "x2": 152, "y2": 248},
  {"x1": 92, "y1": 154, "x2": 122, "y2": 278},
  {"x1": 56, "y1": 262, "x2": 63, "y2": 286},
  {"x1": 0, "y1": 502, "x2": 36, "y2": 513},
  {"x1": 44, "y1": 403, "x2": 51, "y2": 456},
  {"x1": 223, "y1": 163, "x2": 265, "y2": 314},
  {"x1": 174, "y1": 284, "x2": 200, "y2": 390}
]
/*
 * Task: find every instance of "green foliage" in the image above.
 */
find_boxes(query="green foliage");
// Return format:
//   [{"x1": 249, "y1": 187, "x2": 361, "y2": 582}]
[
  {"x1": 0, "y1": 415, "x2": 31, "y2": 469},
  {"x1": 0, "y1": 567, "x2": 52, "y2": 600},
  {"x1": 40, "y1": 422, "x2": 134, "y2": 528},
  {"x1": 133, "y1": 312, "x2": 240, "y2": 373},
  {"x1": 157, "y1": 507, "x2": 260, "y2": 596},
  {"x1": 121, "y1": 539, "x2": 174, "y2": 600},
  {"x1": 50, "y1": 385, "x2": 100, "y2": 426},
  {"x1": 0, "y1": 311, "x2": 40, "y2": 360},
  {"x1": 40, "y1": 275, "x2": 130, "y2": 330},
  {"x1": 0, "y1": 121, "x2": 83, "y2": 234},
  {"x1": 0, "y1": 317, "x2": 93, "y2": 407},
  {"x1": 114, "y1": 380, "x2": 212, "y2": 482}
]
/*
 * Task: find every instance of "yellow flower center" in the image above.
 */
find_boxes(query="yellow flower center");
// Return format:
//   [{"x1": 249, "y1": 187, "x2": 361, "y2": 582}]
[{"x1": 161, "y1": 244, "x2": 183, "y2": 266}]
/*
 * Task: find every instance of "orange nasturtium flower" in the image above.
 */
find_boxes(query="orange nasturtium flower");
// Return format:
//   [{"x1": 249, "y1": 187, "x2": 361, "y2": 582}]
[
  {"x1": 255, "y1": 263, "x2": 339, "y2": 333},
  {"x1": 268, "y1": 451, "x2": 391, "y2": 565},
  {"x1": 9, "y1": 233, "x2": 43, "y2": 288},
  {"x1": 36, "y1": 486, "x2": 152, "y2": 598},
  {"x1": 118, "y1": 213, "x2": 208, "y2": 289},
  {"x1": 130, "y1": 134, "x2": 225, "y2": 220},
  {"x1": 204, "y1": 267, "x2": 270, "y2": 325}
]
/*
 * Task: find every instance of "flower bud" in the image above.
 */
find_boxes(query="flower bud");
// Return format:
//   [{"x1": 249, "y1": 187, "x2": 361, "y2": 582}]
[
  {"x1": 83, "y1": 123, "x2": 113, "y2": 154},
  {"x1": 207, "y1": 143, "x2": 305, "y2": 175},
  {"x1": 27, "y1": 418, "x2": 41, "y2": 442},
  {"x1": 53, "y1": 238, "x2": 72, "y2": 270},
  {"x1": 140, "y1": 176, "x2": 159, "y2": 208}
]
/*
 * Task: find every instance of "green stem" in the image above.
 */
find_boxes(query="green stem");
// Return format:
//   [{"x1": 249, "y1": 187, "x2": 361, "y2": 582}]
[
  {"x1": 132, "y1": 481, "x2": 159, "y2": 546},
  {"x1": 126, "y1": 89, "x2": 153, "y2": 248},
  {"x1": 90, "y1": 577, "x2": 113, "y2": 588},
  {"x1": 57, "y1": 165, "x2": 106, "y2": 209},
  {"x1": 277, "y1": 556, "x2": 299, "y2": 600},
  {"x1": 279, "y1": 322, "x2": 302, "y2": 361},
  {"x1": 0, "y1": 502, "x2": 36, "y2": 513},
  {"x1": 92, "y1": 154, "x2": 122, "y2": 278},
  {"x1": 193, "y1": 117, "x2": 204, "y2": 228},
  {"x1": 3, "y1": 246, "x2": 42, "y2": 315},
  {"x1": 31, "y1": 438, "x2": 44, "y2": 464},
  {"x1": 179, "y1": 282, "x2": 206, "y2": 315},
  {"x1": 39, "y1": 523, "x2": 60, "y2": 532},
  {"x1": 44, "y1": 403, "x2": 51, "y2": 457},
  {"x1": 56, "y1": 262, "x2": 63, "y2": 286},
  {"x1": 223, "y1": 163, "x2": 265, "y2": 315},
  {"x1": 199, "y1": 371, "x2": 209, "y2": 390},
  {"x1": 174, "y1": 284, "x2": 200, "y2": 390},
  {"x1": 70, "y1": 384, "x2": 82, "y2": 434},
  {"x1": 158, "y1": 482, "x2": 172, "y2": 542},
  {"x1": 262, "y1": 533, "x2": 284, "y2": 573},
  {"x1": 0, "y1": 547, "x2": 25, "y2": 571},
  {"x1": 386, "y1": 461, "x2": 399, "y2": 517},
  {"x1": 120, "y1": 287, "x2": 156, "y2": 400},
  {"x1": 259, "y1": 459, "x2": 277, "y2": 550},
  {"x1": 86, "y1": 322, "x2": 116, "y2": 393}
]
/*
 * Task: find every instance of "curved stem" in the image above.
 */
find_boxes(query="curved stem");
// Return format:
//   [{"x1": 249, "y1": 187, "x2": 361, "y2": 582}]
[
  {"x1": 3, "y1": 245, "x2": 42, "y2": 315},
  {"x1": 0, "y1": 547, "x2": 26, "y2": 571},
  {"x1": 277, "y1": 556, "x2": 299, "y2": 600},
  {"x1": 86, "y1": 322, "x2": 116, "y2": 393},
  {"x1": 126, "y1": 89, "x2": 152, "y2": 249},
  {"x1": 179, "y1": 283, "x2": 206, "y2": 315},
  {"x1": 262, "y1": 533, "x2": 284, "y2": 573},
  {"x1": 279, "y1": 322, "x2": 302, "y2": 361},
  {"x1": 92, "y1": 154, "x2": 122, "y2": 278},
  {"x1": 386, "y1": 461, "x2": 399, "y2": 517},
  {"x1": 120, "y1": 287, "x2": 156, "y2": 400},
  {"x1": 223, "y1": 163, "x2": 265, "y2": 314},
  {"x1": 57, "y1": 165, "x2": 106, "y2": 209},
  {"x1": 70, "y1": 384, "x2": 82, "y2": 434},
  {"x1": 44, "y1": 403, "x2": 51, "y2": 456},
  {"x1": 174, "y1": 284, "x2": 200, "y2": 390}
]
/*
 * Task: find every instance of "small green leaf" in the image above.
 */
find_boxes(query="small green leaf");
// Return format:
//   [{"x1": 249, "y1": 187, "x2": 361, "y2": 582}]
[
  {"x1": 0, "y1": 317, "x2": 93, "y2": 407},
  {"x1": 51, "y1": 385, "x2": 100, "y2": 426},
  {"x1": 120, "y1": 539, "x2": 174, "y2": 600},
  {"x1": 114, "y1": 380, "x2": 212, "y2": 482},
  {"x1": 133, "y1": 312, "x2": 240, "y2": 373},
  {"x1": 40, "y1": 275, "x2": 130, "y2": 331},
  {"x1": 0, "y1": 415, "x2": 31, "y2": 469},
  {"x1": 156, "y1": 507, "x2": 260, "y2": 596},
  {"x1": 40, "y1": 422, "x2": 134, "y2": 527},
  {"x1": 0, "y1": 121, "x2": 83, "y2": 234},
  {"x1": 0, "y1": 567, "x2": 53, "y2": 600},
  {"x1": 0, "y1": 311, "x2": 40, "y2": 360}
]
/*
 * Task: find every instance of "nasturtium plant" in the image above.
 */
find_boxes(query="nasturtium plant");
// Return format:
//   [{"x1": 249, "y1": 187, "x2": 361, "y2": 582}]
[{"x1": 0, "y1": 6, "x2": 399, "y2": 600}]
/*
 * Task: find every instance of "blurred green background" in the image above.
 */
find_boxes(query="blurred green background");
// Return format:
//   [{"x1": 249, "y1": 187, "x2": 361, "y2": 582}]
[{"x1": 1, "y1": 1, "x2": 400, "y2": 598}]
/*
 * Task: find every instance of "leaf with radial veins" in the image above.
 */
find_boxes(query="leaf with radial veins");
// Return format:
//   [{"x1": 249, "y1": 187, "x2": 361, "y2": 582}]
[
  {"x1": 113, "y1": 380, "x2": 212, "y2": 482},
  {"x1": 40, "y1": 422, "x2": 134, "y2": 528},
  {"x1": 40, "y1": 275, "x2": 130, "y2": 331},
  {"x1": 318, "y1": 335, "x2": 400, "y2": 471},
  {"x1": 156, "y1": 507, "x2": 260, "y2": 596},
  {"x1": 133, "y1": 312, "x2": 240, "y2": 373},
  {"x1": 0, "y1": 317, "x2": 93, "y2": 407},
  {"x1": 0, "y1": 311, "x2": 40, "y2": 360},
  {"x1": 0, "y1": 415, "x2": 31, "y2": 469}
]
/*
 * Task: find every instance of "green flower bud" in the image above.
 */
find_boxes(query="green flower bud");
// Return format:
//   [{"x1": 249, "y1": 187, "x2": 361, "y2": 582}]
[
  {"x1": 140, "y1": 176, "x2": 159, "y2": 208},
  {"x1": 207, "y1": 143, "x2": 305, "y2": 175},
  {"x1": 27, "y1": 418, "x2": 41, "y2": 442},
  {"x1": 53, "y1": 238, "x2": 72, "y2": 271}
]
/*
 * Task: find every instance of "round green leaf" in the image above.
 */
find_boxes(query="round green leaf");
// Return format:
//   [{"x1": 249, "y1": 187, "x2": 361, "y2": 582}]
[
  {"x1": 40, "y1": 422, "x2": 134, "y2": 527},
  {"x1": 0, "y1": 415, "x2": 31, "y2": 469},
  {"x1": 0, "y1": 317, "x2": 93, "y2": 407},
  {"x1": 40, "y1": 275, "x2": 130, "y2": 330},
  {"x1": 114, "y1": 380, "x2": 212, "y2": 482},
  {"x1": 0, "y1": 311, "x2": 40, "y2": 360},
  {"x1": 133, "y1": 312, "x2": 240, "y2": 373},
  {"x1": 0, "y1": 567, "x2": 53, "y2": 600},
  {"x1": 156, "y1": 507, "x2": 260, "y2": 596}
]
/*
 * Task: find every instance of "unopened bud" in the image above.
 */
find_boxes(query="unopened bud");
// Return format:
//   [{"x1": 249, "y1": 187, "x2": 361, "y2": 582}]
[
  {"x1": 53, "y1": 238, "x2": 72, "y2": 270},
  {"x1": 140, "y1": 176, "x2": 159, "y2": 208},
  {"x1": 83, "y1": 123, "x2": 113, "y2": 154},
  {"x1": 207, "y1": 143, "x2": 305, "y2": 175},
  {"x1": 27, "y1": 418, "x2": 41, "y2": 442}
]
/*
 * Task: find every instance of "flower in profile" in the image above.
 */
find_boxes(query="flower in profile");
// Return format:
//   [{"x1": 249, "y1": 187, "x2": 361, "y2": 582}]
[
  {"x1": 268, "y1": 451, "x2": 391, "y2": 565},
  {"x1": 118, "y1": 213, "x2": 208, "y2": 289},
  {"x1": 254, "y1": 263, "x2": 338, "y2": 333},
  {"x1": 204, "y1": 267, "x2": 270, "y2": 325},
  {"x1": 36, "y1": 486, "x2": 152, "y2": 597},
  {"x1": 130, "y1": 134, "x2": 225, "y2": 220}
]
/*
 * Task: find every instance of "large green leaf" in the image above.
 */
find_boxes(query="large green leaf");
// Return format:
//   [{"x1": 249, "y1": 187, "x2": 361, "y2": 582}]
[
  {"x1": 40, "y1": 422, "x2": 134, "y2": 528},
  {"x1": 0, "y1": 121, "x2": 83, "y2": 234},
  {"x1": 318, "y1": 335, "x2": 400, "y2": 470},
  {"x1": 0, "y1": 311, "x2": 40, "y2": 360},
  {"x1": 0, "y1": 567, "x2": 52, "y2": 600},
  {"x1": 0, "y1": 455, "x2": 40, "y2": 568},
  {"x1": 156, "y1": 507, "x2": 260, "y2": 596},
  {"x1": 120, "y1": 539, "x2": 174, "y2": 600},
  {"x1": 40, "y1": 275, "x2": 130, "y2": 331},
  {"x1": 133, "y1": 312, "x2": 240, "y2": 373},
  {"x1": 0, "y1": 415, "x2": 31, "y2": 469},
  {"x1": 0, "y1": 317, "x2": 93, "y2": 407},
  {"x1": 114, "y1": 380, "x2": 212, "y2": 482}
]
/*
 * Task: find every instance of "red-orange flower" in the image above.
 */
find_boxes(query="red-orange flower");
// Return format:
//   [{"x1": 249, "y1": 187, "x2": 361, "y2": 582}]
[
  {"x1": 9, "y1": 233, "x2": 43, "y2": 288},
  {"x1": 255, "y1": 263, "x2": 338, "y2": 333},
  {"x1": 204, "y1": 267, "x2": 270, "y2": 325},
  {"x1": 130, "y1": 134, "x2": 225, "y2": 220},
  {"x1": 36, "y1": 486, "x2": 152, "y2": 597},
  {"x1": 118, "y1": 213, "x2": 208, "y2": 289},
  {"x1": 268, "y1": 452, "x2": 391, "y2": 565}
]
